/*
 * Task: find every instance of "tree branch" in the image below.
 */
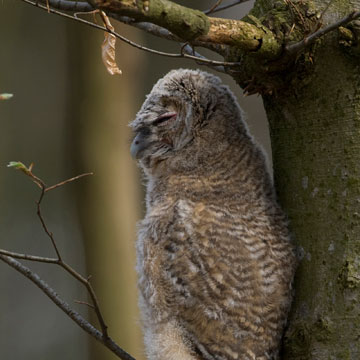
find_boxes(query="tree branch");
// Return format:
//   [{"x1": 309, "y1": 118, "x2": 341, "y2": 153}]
[
  {"x1": 46, "y1": 172, "x2": 93, "y2": 192},
  {"x1": 286, "y1": 10, "x2": 360, "y2": 54},
  {"x1": 0, "y1": 254, "x2": 135, "y2": 360},
  {"x1": 0, "y1": 249, "x2": 58, "y2": 263},
  {"x1": 33, "y1": 0, "x2": 281, "y2": 59},
  {"x1": 205, "y1": 0, "x2": 224, "y2": 15},
  {"x1": 181, "y1": 44, "x2": 226, "y2": 74},
  {"x1": 87, "y1": 0, "x2": 281, "y2": 57},
  {"x1": 2, "y1": 163, "x2": 137, "y2": 358},
  {"x1": 87, "y1": 0, "x2": 210, "y2": 41},
  {"x1": 23, "y1": 0, "x2": 241, "y2": 68},
  {"x1": 4, "y1": 163, "x2": 112, "y2": 340},
  {"x1": 27, "y1": 0, "x2": 360, "y2": 65},
  {"x1": 204, "y1": 0, "x2": 251, "y2": 15},
  {"x1": 42, "y1": 0, "x2": 93, "y2": 12},
  {"x1": 35, "y1": 0, "x2": 180, "y2": 42},
  {"x1": 39, "y1": 0, "x2": 224, "y2": 55}
]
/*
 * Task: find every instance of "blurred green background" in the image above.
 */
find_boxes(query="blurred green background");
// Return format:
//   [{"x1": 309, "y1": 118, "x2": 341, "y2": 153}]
[{"x1": 0, "y1": 1, "x2": 270, "y2": 359}]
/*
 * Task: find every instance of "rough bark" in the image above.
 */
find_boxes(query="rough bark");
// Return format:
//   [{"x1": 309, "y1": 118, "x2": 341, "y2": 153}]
[{"x1": 258, "y1": 1, "x2": 360, "y2": 358}]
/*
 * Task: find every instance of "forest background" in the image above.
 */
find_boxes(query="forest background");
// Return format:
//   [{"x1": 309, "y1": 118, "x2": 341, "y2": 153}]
[{"x1": 0, "y1": 1, "x2": 270, "y2": 359}]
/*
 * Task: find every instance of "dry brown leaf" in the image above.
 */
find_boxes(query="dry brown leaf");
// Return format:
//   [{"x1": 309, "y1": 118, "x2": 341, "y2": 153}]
[{"x1": 100, "y1": 11, "x2": 122, "y2": 76}]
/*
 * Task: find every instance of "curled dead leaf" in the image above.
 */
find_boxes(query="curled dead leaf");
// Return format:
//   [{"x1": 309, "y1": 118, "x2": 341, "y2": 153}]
[
  {"x1": 0, "y1": 93, "x2": 13, "y2": 100},
  {"x1": 100, "y1": 11, "x2": 122, "y2": 76}
]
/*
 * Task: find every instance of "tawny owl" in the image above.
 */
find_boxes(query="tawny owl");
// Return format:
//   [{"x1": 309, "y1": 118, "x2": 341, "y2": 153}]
[{"x1": 130, "y1": 69, "x2": 296, "y2": 360}]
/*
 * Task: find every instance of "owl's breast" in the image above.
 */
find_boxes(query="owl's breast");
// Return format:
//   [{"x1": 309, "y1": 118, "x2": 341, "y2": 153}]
[{"x1": 136, "y1": 196, "x2": 294, "y2": 329}]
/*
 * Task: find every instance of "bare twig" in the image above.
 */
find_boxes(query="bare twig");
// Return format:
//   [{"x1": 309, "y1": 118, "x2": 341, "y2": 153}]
[
  {"x1": 181, "y1": 44, "x2": 226, "y2": 74},
  {"x1": 0, "y1": 249, "x2": 58, "y2": 264},
  {"x1": 75, "y1": 300, "x2": 96, "y2": 309},
  {"x1": 318, "y1": 0, "x2": 336, "y2": 25},
  {"x1": 46, "y1": 172, "x2": 94, "y2": 192},
  {"x1": 37, "y1": 188, "x2": 63, "y2": 260},
  {"x1": 22, "y1": 0, "x2": 241, "y2": 68},
  {"x1": 0, "y1": 254, "x2": 135, "y2": 360},
  {"x1": 0, "y1": 248, "x2": 108, "y2": 340},
  {"x1": 286, "y1": 10, "x2": 360, "y2": 54},
  {"x1": 3, "y1": 163, "x2": 111, "y2": 340},
  {"x1": 206, "y1": 0, "x2": 224, "y2": 15},
  {"x1": 284, "y1": 0, "x2": 305, "y2": 28},
  {"x1": 204, "y1": 0, "x2": 250, "y2": 15}
]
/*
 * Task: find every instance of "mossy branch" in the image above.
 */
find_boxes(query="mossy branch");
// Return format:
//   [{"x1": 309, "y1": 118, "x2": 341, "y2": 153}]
[{"x1": 88, "y1": 0, "x2": 281, "y2": 57}]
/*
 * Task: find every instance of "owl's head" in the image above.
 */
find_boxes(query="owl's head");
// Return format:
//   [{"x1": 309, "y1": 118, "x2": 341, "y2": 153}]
[{"x1": 130, "y1": 69, "x2": 247, "y2": 175}]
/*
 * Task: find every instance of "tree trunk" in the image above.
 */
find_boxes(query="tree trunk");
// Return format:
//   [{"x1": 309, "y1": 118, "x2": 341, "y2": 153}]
[{"x1": 255, "y1": 1, "x2": 360, "y2": 358}]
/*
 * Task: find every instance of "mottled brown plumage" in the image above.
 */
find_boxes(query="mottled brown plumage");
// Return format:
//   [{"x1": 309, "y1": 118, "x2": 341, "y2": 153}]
[{"x1": 130, "y1": 69, "x2": 296, "y2": 360}]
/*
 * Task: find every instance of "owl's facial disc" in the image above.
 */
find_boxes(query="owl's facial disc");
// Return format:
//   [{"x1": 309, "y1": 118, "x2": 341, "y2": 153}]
[{"x1": 130, "y1": 112, "x2": 177, "y2": 159}]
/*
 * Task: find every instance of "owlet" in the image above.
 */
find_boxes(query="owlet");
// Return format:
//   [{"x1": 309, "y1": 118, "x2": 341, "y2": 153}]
[{"x1": 130, "y1": 69, "x2": 296, "y2": 360}]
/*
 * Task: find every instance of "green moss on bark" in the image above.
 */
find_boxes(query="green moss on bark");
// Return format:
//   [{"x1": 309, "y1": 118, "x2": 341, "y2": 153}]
[
  {"x1": 141, "y1": 0, "x2": 209, "y2": 40},
  {"x1": 339, "y1": 257, "x2": 360, "y2": 289},
  {"x1": 263, "y1": 31, "x2": 360, "y2": 359},
  {"x1": 94, "y1": 0, "x2": 210, "y2": 41},
  {"x1": 250, "y1": 0, "x2": 318, "y2": 43}
]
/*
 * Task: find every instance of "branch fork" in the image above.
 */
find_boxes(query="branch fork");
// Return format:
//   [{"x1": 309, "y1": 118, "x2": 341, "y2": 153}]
[{"x1": 0, "y1": 162, "x2": 135, "y2": 360}]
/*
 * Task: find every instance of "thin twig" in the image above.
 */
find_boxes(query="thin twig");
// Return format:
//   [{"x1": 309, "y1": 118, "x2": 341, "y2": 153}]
[
  {"x1": 318, "y1": 0, "x2": 336, "y2": 25},
  {"x1": 0, "y1": 246, "x2": 108, "y2": 339},
  {"x1": 22, "y1": 0, "x2": 241, "y2": 67},
  {"x1": 284, "y1": 0, "x2": 305, "y2": 27},
  {"x1": 181, "y1": 44, "x2": 226, "y2": 74},
  {"x1": 59, "y1": 261, "x2": 109, "y2": 337},
  {"x1": 35, "y1": 171, "x2": 110, "y2": 337},
  {"x1": 12, "y1": 165, "x2": 63, "y2": 261},
  {"x1": 46, "y1": 172, "x2": 94, "y2": 192},
  {"x1": 37, "y1": 187, "x2": 63, "y2": 260},
  {"x1": 75, "y1": 300, "x2": 96, "y2": 309},
  {"x1": 206, "y1": 0, "x2": 224, "y2": 15},
  {"x1": 286, "y1": 10, "x2": 360, "y2": 54},
  {"x1": 4, "y1": 164, "x2": 110, "y2": 339},
  {"x1": 0, "y1": 249, "x2": 58, "y2": 264},
  {"x1": 204, "y1": 0, "x2": 250, "y2": 15},
  {"x1": 0, "y1": 255, "x2": 135, "y2": 360}
]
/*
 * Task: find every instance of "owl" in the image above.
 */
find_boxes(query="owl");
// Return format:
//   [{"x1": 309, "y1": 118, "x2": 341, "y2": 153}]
[{"x1": 130, "y1": 69, "x2": 296, "y2": 360}]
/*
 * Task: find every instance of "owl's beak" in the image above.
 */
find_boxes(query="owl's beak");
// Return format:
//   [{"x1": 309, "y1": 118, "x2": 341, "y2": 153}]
[{"x1": 130, "y1": 132, "x2": 150, "y2": 159}]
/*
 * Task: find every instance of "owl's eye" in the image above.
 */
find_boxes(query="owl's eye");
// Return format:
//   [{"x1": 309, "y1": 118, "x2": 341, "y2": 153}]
[{"x1": 152, "y1": 112, "x2": 177, "y2": 127}]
